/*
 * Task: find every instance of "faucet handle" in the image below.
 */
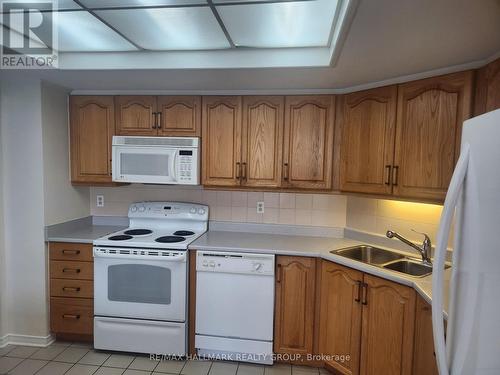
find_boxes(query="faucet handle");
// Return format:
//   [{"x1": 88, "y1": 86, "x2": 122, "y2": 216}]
[{"x1": 411, "y1": 229, "x2": 431, "y2": 243}]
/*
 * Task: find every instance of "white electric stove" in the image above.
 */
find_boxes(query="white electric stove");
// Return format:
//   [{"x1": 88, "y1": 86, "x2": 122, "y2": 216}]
[{"x1": 93, "y1": 202, "x2": 208, "y2": 356}]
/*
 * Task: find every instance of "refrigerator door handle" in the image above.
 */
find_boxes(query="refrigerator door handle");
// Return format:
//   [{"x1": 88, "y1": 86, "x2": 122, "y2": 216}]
[{"x1": 432, "y1": 144, "x2": 470, "y2": 375}]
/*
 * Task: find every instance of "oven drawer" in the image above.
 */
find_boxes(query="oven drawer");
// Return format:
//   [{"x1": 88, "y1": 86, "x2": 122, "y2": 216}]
[
  {"x1": 50, "y1": 279, "x2": 93, "y2": 298},
  {"x1": 94, "y1": 316, "x2": 186, "y2": 355},
  {"x1": 50, "y1": 260, "x2": 93, "y2": 280},
  {"x1": 50, "y1": 242, "x2": 93, "y2": 262},
  {"x1": 50, "y1": 297, "x2": 93, "y2": 335}
]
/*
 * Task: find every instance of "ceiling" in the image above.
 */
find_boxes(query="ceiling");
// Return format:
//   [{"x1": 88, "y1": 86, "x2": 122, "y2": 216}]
[
  {"x1": 1, "y1": 0, "x2": 499, "y2": 91},
  {"x1": 2, "y1": 0, "x2": 343, "y2": 52}
]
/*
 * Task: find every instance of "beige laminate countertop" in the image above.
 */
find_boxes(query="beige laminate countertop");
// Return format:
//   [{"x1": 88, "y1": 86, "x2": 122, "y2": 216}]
[{"x1": 190, "y1": 230, "x2": 451, "y2": 318}]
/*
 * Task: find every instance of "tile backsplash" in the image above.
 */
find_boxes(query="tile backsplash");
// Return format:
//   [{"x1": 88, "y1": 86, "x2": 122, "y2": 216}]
[
  {"x1": 90, "y1": 186, "x2": 449, "y2": 245},
  {"x1": 346, "y1": 196, "x2": 451, "y2": 246},
  {"x1": 90, "y1": 185, "x2": 347, "y2": 228}
]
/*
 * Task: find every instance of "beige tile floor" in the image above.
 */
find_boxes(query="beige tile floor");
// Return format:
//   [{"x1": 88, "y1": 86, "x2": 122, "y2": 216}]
[{"x1": 0, "y1": 342, "x2": 331, "y2": 375}]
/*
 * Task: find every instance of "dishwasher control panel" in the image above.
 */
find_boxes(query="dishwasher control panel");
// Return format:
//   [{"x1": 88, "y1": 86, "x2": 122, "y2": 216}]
[{"x1": 196, "y1": 251, "x2": 274, "y2": 275}]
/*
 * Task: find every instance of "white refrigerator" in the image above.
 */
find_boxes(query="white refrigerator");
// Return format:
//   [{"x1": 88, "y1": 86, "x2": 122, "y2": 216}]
[{"x1": 432, "y1": 109, "x2": 500, "y2": 374}]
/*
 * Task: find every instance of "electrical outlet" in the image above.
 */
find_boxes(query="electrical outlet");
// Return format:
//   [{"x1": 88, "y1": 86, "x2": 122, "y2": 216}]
[
  {"x1": 257, "y1": 201, "x2": 264, "y2": 214},
  {"x1": 96, "y1": 195, "x2": 104, "y2": 207}
]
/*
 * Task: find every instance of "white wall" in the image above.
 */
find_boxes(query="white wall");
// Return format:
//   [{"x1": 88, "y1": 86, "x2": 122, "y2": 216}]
[
  {"x1": 0, "y1": 77, "x2": 49, "y2": 340},
  {"x1": 91, "y1": 185, "x2": 347, "y2": 228},
  {"x1": 41, "y1": 82, "x2": 89, "y2": 225},
  {"x1": 0, "y1": 77, "x2": 90, "y2": 345},
  {"x1": 0, "y1": 75, "x2": 7, "y2": 342}
]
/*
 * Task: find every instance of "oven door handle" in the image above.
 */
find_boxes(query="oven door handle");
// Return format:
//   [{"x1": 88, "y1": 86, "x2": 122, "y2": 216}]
[{"x1": 93, "y1": 250, "x2": 187, "y2": 262}]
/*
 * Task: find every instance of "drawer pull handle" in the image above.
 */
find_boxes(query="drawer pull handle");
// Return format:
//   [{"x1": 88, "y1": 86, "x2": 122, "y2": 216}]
[
  {"x1": 62, "y1": 287, "x2": 81, "y2": 292},
  {"x1": 62, "y1": 314, "x2": 80, "y2": 320},
  {"x1": 62, "y1": 268, "x2": 81, "y2": 273},
  {"x1": 62, "y1": 249, "x2": 80, "y2": 255}
]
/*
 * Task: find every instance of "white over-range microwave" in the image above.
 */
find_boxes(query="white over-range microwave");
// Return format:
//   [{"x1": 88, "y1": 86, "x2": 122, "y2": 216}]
[{"x1": 112, "y1": 136, "x2": 199, "y2": 185}]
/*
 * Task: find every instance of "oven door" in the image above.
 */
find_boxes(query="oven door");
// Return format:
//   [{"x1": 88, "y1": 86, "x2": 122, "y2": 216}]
[
  {"x1": 94, "y1": 249, "x2": 187, "y2": 321},
  {"x1": 112, "y1": 145, "x2": 178, "y2": 184}
]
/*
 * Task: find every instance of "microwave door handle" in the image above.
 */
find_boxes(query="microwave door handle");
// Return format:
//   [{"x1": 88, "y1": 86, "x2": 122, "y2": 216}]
[{"x1": 170, "y1": 151, "x2": 178, "y2": 181}]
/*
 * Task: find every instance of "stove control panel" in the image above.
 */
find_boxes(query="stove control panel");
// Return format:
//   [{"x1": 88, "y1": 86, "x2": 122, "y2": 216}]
[{"x1": 128, "y1": 201, "x2": 209, "y2": 221}]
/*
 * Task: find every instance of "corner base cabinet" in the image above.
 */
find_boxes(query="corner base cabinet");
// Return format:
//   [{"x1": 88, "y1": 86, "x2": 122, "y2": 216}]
[{"x1": 318, "y1": 260, "x2": 417, "y2": 375}]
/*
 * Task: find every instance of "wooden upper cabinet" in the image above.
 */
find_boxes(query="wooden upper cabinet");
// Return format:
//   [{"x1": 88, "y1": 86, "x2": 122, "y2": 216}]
[
  {"x1": 360, "y1": 274, "x2": 416, "y2": 375},
  {"x1": 319, "y1": 261, "x2": 363, "y2": 375},
  {"x1": 413, "y1": 295, "x2": 439, "y2": 375},
  {"x1": 202, "y1": 96, "x2": 242, "y2": 186},
  {"x1": 283, "y1": 96, "x2": 335, "y2": 190},
  {"x1": 70, "y1": 96, "x2": 114, "y2": 184},
  {"x1": 274, "y1": 256, "x2": 316, "y2": 355},
  {"x1": 394, "y1": 71, "x2": 473, "y2": 201},
  {"x1": 157, "y1": 96, "x2": 201, "y2": 136},
  {"x1": 115, "y1": 96, "x2": 157, "y2": 136},
  {"x1": 474, "y1": 58, "x2": 500, "y2": 116},
  {"x1": 338, "y1": 86, "x2": 397, "y2": 195},
  {"x1": 241, "y1": 96, "x2": 284, "y2": 188}
]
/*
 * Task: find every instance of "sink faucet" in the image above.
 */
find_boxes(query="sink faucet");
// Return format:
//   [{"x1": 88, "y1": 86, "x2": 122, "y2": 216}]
[{"x1": 386, "y1": 229, "x2": 432, "y2": 266}]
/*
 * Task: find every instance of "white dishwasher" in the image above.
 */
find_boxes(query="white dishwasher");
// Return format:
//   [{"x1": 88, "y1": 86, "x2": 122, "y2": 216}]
[{"x1": 195, "y1": 251, "x2": 275, "y2": 365}]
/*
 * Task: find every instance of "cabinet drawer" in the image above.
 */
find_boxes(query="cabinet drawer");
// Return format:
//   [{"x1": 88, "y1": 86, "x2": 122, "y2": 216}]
[
  {"x1": 50, "y1": 297, "x2": 93, "y2": 335},
  {"x1": 50, "y1": 279, "x2": 93, "y2": 298},
  {"x1": 50, "y1": 261, "x2": 93, "y2": 280},
  {"x1": 50, "y1": 242, "x2": 93, "y2": 262}
]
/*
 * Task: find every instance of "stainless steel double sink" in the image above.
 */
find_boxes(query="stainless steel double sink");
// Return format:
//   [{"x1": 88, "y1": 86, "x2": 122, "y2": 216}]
[{"x1": 330, "y1": 245, "x2": 448, "y2": 277}]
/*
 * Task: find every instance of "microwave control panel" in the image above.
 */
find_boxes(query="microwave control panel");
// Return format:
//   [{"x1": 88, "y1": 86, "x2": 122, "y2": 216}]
[{"x1": 178, "y1": 149, "x2": 198, "y2": 184}]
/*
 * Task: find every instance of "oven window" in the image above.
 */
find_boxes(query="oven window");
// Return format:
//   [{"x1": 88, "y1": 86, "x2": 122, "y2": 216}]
[
  {"x1": 121, "y1": 153, "x2": 169, "y2": 176},
  {"x1": 108, "y1": 264, "x2": 171, "y2": 305}
]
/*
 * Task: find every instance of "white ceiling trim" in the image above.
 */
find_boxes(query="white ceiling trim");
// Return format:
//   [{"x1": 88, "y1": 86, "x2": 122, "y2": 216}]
[
  {"x1": 70, "y1": 49, "x2": 499, "y2": 96},
  {"x1": 59, "y1": 46, "x2": 332, "y2": 69},
  {"x1": 328, "y1": 0, "x2": 359, "y2": 67}
]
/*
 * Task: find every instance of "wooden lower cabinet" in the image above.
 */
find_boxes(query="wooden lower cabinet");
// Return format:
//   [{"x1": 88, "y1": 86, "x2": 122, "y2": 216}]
[
  {"x1": 49, "y1": 242, "x2": 94, "y2": 339},
  {"x1": 360, "y1": 274, "x2": 416, "y2": 375},
  {"x1": 318, "y1": 260, "x2": 417, "y2": 375},
  {"x1": 412, "y1": 296, "x2": 439, "y2": 375},
  {"x1": 274, "y1": 256, "x2": 316, "y2": 357},
  {"x1": 319, "y1": 262, "x2": 363, "y2": 375}
]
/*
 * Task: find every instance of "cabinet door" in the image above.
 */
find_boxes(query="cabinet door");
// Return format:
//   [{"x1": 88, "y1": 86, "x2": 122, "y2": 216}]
[
  {"x1": 319, "y1": 261, "x2": 363, "y2": 375},
  {"x1": 274, "y1": 256, "x2": 316, "y2": 355},
  {"x1": 157, "y1": 96, "x2": 201, "y2": 136},
  {"x1": 474, "y1": 58, "x2": 500, "y2": 115},
  {"x1": 412, "y1": 296, "x2": 439, "y2": 375},
  {"x1": 115, "y1": 96, "x2": 157, "y2": 136},
  {"x1": 338, "y1": 86, "x2": 397, "y2": 195},
  {"x1": 394, "y1": 71, "x2": 473, "y2": 201},
  {"x1": 241, "y1": 96, "x2": 284, "y2": 188},
  {"x1": 360, "y1": 274, "x2": 416, "y2": 375},
  {"x1": 283, "y1": 96, "x2": 335, "y2": 189},
  {"x1": 202, "y1": 96, "x2": 242, "y2": 186},
  {"x1": 70, "y1": 96, "x2": 114, "y2": 184}
]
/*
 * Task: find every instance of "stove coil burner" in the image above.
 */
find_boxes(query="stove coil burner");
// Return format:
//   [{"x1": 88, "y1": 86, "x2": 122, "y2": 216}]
[
  {"x1": 173, "y1": 230, "x2": 195, "y2": 236},
  {"x1": 108, "y1": 235, "x2": 133, "y2": 241},
  {"x1": 155, "y1": 236, "x2": 186, "y2": 243},
  {"x1": 124, "y1": 229, "x2": 153, "y2": 236}
]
